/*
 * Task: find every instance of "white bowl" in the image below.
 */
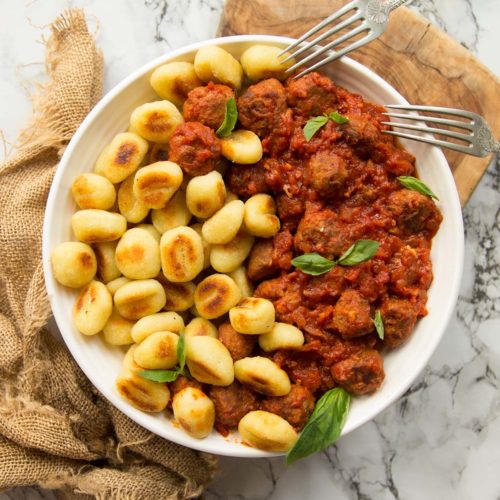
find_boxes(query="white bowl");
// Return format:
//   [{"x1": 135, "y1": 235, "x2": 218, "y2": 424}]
[{"x1": 42, "y1": 35, "x2": 464, "y2": 458}]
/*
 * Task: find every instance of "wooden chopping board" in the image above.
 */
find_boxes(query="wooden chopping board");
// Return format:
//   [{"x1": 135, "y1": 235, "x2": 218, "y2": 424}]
[{"x1": 218, "y1": 0, "x2": 500, "y2": 207}]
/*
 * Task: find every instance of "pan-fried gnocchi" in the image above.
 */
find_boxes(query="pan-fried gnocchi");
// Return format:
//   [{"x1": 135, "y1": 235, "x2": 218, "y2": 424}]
[
  {"x1": 150, "y1": 62, "x2": 202, "y2": 107},
  {"x1": 172, "y1": 387, "x2": 215, "y2": 439},
  {"x1": 115, "y1": 228, "x2": 161, "y2": 280},
  {"x1": 55, "y1": 43, "x2": 347, "y2": 451},
  {"x1": 51, "y1": 242, "x2": 97, "y2": 288},
  {"x1": 194, "y1": 45, "x2": 243, "y2": 89},
  {"x1": 114, "y1": 279, "x2": 166, "y2": 320},
  {"x1": 71, "y1": 173, "x2": 116, "y2": 210},
  {"x1": 186, "y1": 171, "x2": 226, "y2": 218},
  {"x1": 243, "y1": 194, "x2": 280, "y2": 238},
  {"x1": 131, "y1": 311, "x2": 185, "y2": 343},
  {"x1": 130, "y1": 100, "x2": 184, "y2": 143},
  {"x1": 72, "y1": 209, "x2": 127, "y2": 244},
  {"x1": 201, "y1": 200, "x2": 245, "y2": 245},
  {"x1": 240, "y1": 45, "x2": 295, "y2": 81},
  {"x1": 94, "y1": 132, "x2": 148, "y2": 183},
  {"x1": 133, "y1": 161, "x2": 183, "y2": 209}
]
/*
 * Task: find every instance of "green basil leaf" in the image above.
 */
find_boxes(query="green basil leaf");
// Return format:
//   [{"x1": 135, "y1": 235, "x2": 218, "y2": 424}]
[
  {"x1": 303, "y1": 115, "x2": 329, "y2": 141},
  {"x1": 291, "y1": 253, "x2": 336, "y2": 276},
  {"x1": 286, "y1": 388, "x2": 351, "y2": 464},
  {"x1": 397, "y1": 176, "x2": 439, "y2": 200},
  {"x1": 216, "y1": 97, "x2": 238, "y2": 137},
  {"x1": 139, "y1": 369, "x2": 180, "y2": 383},
  {"x1": 177, "y1": 332, "x2": 186, "y2": 372},
  {"x1": 374, "y1": 310, "x2": 384, "y2": 340},
  {"x1": 328, "y1": 111, "x2": 349, "y2": 124},
  {"x1": 337, "y1": 240, "x2": 379, "y2": 266}
]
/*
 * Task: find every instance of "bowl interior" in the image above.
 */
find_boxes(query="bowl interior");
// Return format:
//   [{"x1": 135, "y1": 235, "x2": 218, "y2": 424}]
[{"x1": 43, "y1": 35, "x2": 464, "y2": 458}]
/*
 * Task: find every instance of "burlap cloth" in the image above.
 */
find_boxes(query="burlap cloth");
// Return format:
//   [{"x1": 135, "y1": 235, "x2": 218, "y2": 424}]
[{"x1": 0, "y1": 9, "x2": 217, "y2": 499}]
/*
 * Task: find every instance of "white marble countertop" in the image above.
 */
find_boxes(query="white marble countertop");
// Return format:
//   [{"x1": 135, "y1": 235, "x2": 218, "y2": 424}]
[{"x1": 1, "y1": 1, "x2": 498, "y2": 499}]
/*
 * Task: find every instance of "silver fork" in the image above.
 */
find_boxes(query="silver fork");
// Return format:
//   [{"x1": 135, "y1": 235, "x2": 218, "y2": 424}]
[
  {"x1": 280, "y1": 0, "x2": 411, "y2": 79},
  {"x1": 383, "y1": 105, "x2": 499, "y2": 157}
]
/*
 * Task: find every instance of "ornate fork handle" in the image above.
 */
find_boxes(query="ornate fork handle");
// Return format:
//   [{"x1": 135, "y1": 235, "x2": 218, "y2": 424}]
[{"x1": 367, "y1": 0, "x2": 411, "y2": 24}]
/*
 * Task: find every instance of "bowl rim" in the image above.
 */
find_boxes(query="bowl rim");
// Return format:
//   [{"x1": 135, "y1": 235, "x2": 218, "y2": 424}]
[{"x1": 42, "y1": 34, "x2": 464, "y2": 458}]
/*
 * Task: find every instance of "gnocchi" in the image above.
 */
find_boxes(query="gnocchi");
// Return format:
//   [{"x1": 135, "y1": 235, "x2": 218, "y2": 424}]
[
  {"x1": 72, "y1": 209, "x2": 127, "y2": 244},
  {"x1": 194, "y1": 274, "x2": 241, "y2": 319},
  {"x1": 71, "y1": 173, "x2": 116, "y2": 210},
  {"x1": 117, "y1": 174, "x2": 150, "y2": 223},
  {"x1": 238, "y1": 411, "x2": 297, "y2": 452},
  {"x1": 160, "y1": 226, "x2": 204, "y2": 282},
  {"x1": 201, "y1": 200, "x2": 245, "y2": 245},
  {"x1": 133, "y1": 161, "x2": 183, "y2": 209},
  {"x1": 234, "y1": 356, "x2": 291, "y2": 396},
  {"x1": 184, "y1": 317, "x2": 218, "y2": 339},
  {"x1": 186, "y1": 170, "x2": 226, "y2": 219},
  {"x1": 94, "y1": 132, "x2": 148, "y2": 183},
  {"x1": 115, "y1": 228, "x2": 161, "y2": 279},
  {"x1": 210, "y1": 230, "x2": 254, "y2": 274},
  {"x1": 194, "y1": 45, "x2": 243, "y2": 89},
  {"x1": 185, "y1": 336, "x2": 234, "y2": 386},
  {"x1": 220, "y1": 130, "x2": 263, "y2": 164},
  {"x1": 150, "y1": 62, "x2": 202, "y2": 107},
  {"x1": 228, "y1": 267, "x2": 253, "y2": 298},
  {"x1": 136, "y1": 224, "x2": 161, "y2": 242},
  {"x1": 229, "y1": 297, "x2": 275, "y2": 334},
  {"x1": 190, "y1": 223, "x2": 211, "y2": 270},
  {"x1": 131, "y1": 311, "x2": 185, "y2": 343},
  {"x1": 114, "y1": 279, "x2": 166, "y2": 320},
  {"x1": 133, "y1": 330, "x2": 179, "y2": 369},
  {"x1": 73, "y1": 280, "x2": 113, "y2": 335},
  {"x1": 172, "y1": 387, "x2": 215, "y2": 439},
  {"x1": 163, "y1": 280, "x2": 196, "y2": 311},
  {"x1": 258, "y1": 322, "x2": 304, "y2": 352},
  {"x1": 243, "y1": 194, "x2": 280, "y2": 238},
  {"x1": 130, "y1": 100, "x2": 184, "y2": 143},
  {"x1": 93, "y1": 240, "x2": 121, "y2": 283},
  {"x1": 151, "y1": 190, "x2": 192, "y2": 234},
  {"x1": 51, "y1": 241, "x2": 97, "y2": 288},
  {"x1": 102, "y1": 307, "x2": 135, "y2": 346},
  {"x1": 240, "y1": 45, "x2": 295, "y2": 81},
  {"x1": 106, "y1": 276, "x2": 131, "y2": 296}
]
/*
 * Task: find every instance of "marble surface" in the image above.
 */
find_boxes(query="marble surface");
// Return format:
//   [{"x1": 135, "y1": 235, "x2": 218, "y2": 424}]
[{"x1": 0, "y1": 0, "x2": 498, "y2": 499}]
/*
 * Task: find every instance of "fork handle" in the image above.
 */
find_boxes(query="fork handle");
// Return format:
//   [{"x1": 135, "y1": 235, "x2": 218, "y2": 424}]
[{"x1": 387, "y1": 0, "x2": 412, "y2": 12}]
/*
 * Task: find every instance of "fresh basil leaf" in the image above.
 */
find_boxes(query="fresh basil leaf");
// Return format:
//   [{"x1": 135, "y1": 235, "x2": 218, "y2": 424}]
[
  {"x1": 216, "y1": 97, "x2": 238, "y2": 137},
  {"x1": 397, "y1": 176, "x2": 439, "y2": 200},
  {"x1": 286, "y1": 388, "x2": 351, "y2": 464},
  {"x1": 337, "y1": 240, "x2": 379, "y2": 266},
  {"x1": 303, "y1": 115, "x2": 329, "y2": 141},
  {"x1": 177, "y1": 332, "x2": 186, "y2": 372},
  {"x1": 139, "y1": 369, "x2": 180, "y2": 383},
  {"x1": 328, "y1": 111, "x2": 349, "y2": 124},
  {"x1": 291, "y1": 253, "x2": 336, "y2": 276},
  {"x1": 374, "y1": 310, "x2": 384, "y2": 340}
]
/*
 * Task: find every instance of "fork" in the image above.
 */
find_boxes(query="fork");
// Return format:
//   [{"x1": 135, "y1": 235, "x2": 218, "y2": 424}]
[
  {"x1": 382, "y1": 105, "x2": 499, "y2": 157},
  {"x1": 280, "y1": 0, "x2": 411, "y2": 79}
]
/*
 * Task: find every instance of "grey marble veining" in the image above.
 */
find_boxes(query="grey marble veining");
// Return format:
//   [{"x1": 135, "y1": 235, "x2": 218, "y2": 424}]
[{"x1": 0, "y1": 1, "x2": 499, "y2": 499}]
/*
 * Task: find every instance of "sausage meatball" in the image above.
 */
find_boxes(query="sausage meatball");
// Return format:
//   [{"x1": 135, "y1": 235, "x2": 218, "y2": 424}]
[
  {"x1": 342, "y1": 115, "x2": 382, "y2": 159},
  {"x1": 388, "y1": 189, "x2": 442, "y2": 236},
  {"x1": 286, "y1": 72, "x2": 338, "y2": 117},
  {"x1": 306, "y1": 151, "x2": 348, "y2": 197},
  {"x1": 294, "y1": 208, "x2": 349, "y2": 259},
  {"x1": 168, "y1": 122, "x2": 221, "y2": 177},
  {"x1": 218, "y1": 322, "x2": 256, "y2": 361},
  {"x1": 331, "y1": 289, "x2": 373, "y2": 339},
  {"x1": 226, "y1": 161, "x2": 270, "y2": 199},
  {"x1": 209, "y1": 382, "x2": 260, "y2": 435},
  {"x1": 238, "y1": 78, "x2": 288, "y2": 137},
  {"x1": 380, "y1": 298, "x2": 418, "y2": 348},
  {"x1": 261, "y1": 384, "x2": 315, "y2": 431},
  {"x1": 248, "y1": 231, "x2": 293, "y2": 282},
  {"x1": 330, "y1": 349, "x2": 385, "y2": 395},
  {"x1": 183, "y1": 82, "x2": 235, "y2": 130}
]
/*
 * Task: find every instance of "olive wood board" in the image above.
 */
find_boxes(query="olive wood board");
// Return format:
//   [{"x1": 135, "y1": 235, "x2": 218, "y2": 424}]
[{"x1": 218, "y1": 0, "x2": 500, "y2": 207}]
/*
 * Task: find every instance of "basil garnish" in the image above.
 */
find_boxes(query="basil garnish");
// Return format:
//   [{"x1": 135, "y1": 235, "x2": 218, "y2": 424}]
[
  {"x1": 397, "y1": 176, "x2": 439, "y2": 200},
  {"x1": 336, "y1": 240, "x2": 380, "y2": 266},
  {"x1": 374, "y1": 310, "x2": 384, "y2": 340},
  {"x1": 286, "y1": 388, "x2": 351, "y2": 464},
  {"x1": 139, "y1": 332, "x2": 186, "y2": 383},
  {"x1": 216, "y1": 97, "x2": 238, "y2": 137},
  {"x1": 292, "y1": 240, "x2": 379, "y2": 275},
  {"x1": 303, "y1": 112, "x2": 349, "y2": 141}
]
